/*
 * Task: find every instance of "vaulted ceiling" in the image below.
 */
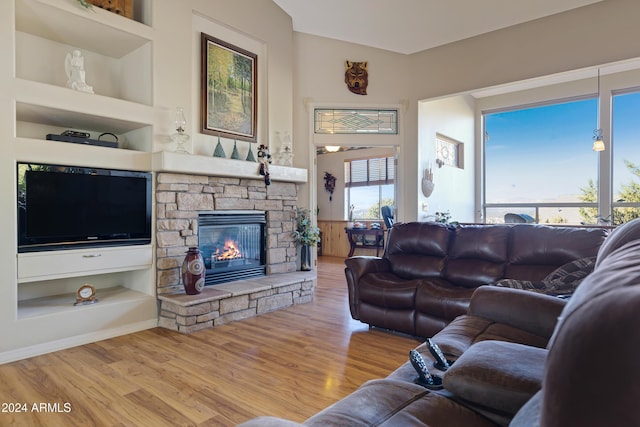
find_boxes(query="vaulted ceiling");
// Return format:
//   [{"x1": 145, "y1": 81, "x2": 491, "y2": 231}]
[{"x1": 272, "y1": 0, "x2": 603, "y2": 54}]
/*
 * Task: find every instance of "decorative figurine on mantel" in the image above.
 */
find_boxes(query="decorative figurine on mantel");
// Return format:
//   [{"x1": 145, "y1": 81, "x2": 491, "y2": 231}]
[
  {"x1": 257, "y1": 144, "x2": 272, "y2": 185},
  {"x1": 65, "y1": 50, "x2": 94, "y2": 94},
  {"x1": 278, "y1": 132, "x2": 294, "y2": 166}
]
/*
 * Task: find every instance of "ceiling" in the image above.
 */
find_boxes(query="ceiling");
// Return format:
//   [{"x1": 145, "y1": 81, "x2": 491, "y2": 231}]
[{"x1": 272, "y1": 0, "x2": 603, "y2": 54}]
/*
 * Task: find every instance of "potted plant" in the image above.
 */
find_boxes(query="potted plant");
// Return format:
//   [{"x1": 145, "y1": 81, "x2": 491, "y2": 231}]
[{"x1": 292, "y1": 207, "x2": 320, "y2": 271}]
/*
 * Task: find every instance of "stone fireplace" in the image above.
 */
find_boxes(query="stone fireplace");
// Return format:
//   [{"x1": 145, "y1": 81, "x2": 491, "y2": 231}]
[
  {"x1": 152, "y1": 158, "x2": 315, "y2": 333},
  {"x1": 198, "y1": 211, "x2": 267, "y2": 285}
]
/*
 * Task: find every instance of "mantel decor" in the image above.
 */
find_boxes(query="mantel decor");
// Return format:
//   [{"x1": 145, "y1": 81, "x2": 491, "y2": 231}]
[
  {"x1": 324, "y1": 172, "x2": 336, "y2": 201},
  {"x1": 201, "y1": 33, "x2": 257, "y2": 143}
]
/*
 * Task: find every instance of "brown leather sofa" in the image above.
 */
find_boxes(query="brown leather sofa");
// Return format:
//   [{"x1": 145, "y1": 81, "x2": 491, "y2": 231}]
[
  {"x1": 237, "y1": 218, "x2": 640, "y2": 427},
  {"x1": 345, "y1": 222, "x2": 607, "y2": 337}
]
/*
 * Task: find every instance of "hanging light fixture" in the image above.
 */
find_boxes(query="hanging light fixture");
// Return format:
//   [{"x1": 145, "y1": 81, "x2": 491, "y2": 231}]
[
  {"x1": 324, "y1": 145, "x2": 341, "y2": 152},
  {"x1": 592, "y1": 69, "x2": 605, "y2": 152}
]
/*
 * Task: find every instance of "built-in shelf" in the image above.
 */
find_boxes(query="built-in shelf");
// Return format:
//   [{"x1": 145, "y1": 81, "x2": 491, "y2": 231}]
[
  {"x1": 1, "y1": 0, "x2": 158, "y2": 362},
  {"x1": 18, "y1": 286, "x2": 155, "y2": 319},
  {"x1": 14, "y1": 80, "x2": 154, "y2": 132},
  {"x1": 15, "y1": 0, "x2": 153, "y2": 58},
  {"x1": 14, "y1": 137, "x2": 152, "y2": 171},
  {"x1": 152, "y1": 151, "x2": 309, "y2": 183}
]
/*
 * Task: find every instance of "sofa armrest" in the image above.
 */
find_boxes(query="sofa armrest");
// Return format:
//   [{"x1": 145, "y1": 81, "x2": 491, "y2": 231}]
[
  {"x1": 345, "y1": 255, "x2": 391, "y2": 279},
  {"x1": 344, "y1": 256, "x2": 391, "y2": 319},
  {"x1": 237, "y1": 416, "x2": 305, "y2": 427},
  {"x1": 468, "y1": 286, "x2": 566, "y2": 340}
]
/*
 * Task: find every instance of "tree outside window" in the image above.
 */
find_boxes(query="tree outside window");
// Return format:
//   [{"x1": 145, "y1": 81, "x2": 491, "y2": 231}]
[{"x1": 345, "y1": 156, "x2": 395, "y2": 220}]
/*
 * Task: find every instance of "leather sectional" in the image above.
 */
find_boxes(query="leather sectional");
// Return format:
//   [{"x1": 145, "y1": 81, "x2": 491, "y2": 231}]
[
  {"x1": 345, "y1": 222, "x2": 607, "y2": 337},
  {"x1": 238, "y1": 218, "x2": 640, "y2": 426}
]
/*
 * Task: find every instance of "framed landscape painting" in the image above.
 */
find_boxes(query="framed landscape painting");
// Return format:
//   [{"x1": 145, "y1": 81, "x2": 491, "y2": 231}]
[{"x1": 201, "y1": 33, "x2": 257, "y2": 142}]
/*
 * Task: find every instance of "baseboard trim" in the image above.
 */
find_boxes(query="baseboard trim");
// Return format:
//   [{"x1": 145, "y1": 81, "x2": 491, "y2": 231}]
[{"x1": 0, "y1": 319, "x2": 158, "y2": 364}]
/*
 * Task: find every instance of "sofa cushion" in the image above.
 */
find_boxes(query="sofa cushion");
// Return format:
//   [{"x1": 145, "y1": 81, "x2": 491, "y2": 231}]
[
  {"x1": 386, "y1": 222, "x2": 451, "y2": 280},
  {"x1": 444, "y1": 225, "x2": 510, "y2": 287},
  {"x1": 303, "y1": 378, "x2": 498, "y2": 427},
  {"x1": 431, "y1": 315, "x2": 549, "y2": 359},
  {"x1": 509, "y1": 391, "x2": 541, "y2": 427},
  {"x1": 358, "y1": 272, "x2": 418, "y2": 309},
  {"x1": 443, "y1": 341, "x2": 546, "y2": 416},
  {"x1": 415, "y1": 280, "x2": 476, "y2": 320},
  {"x1": 493, "y1": 256, "x2": 595, "y2": 296},
  {"x1": 505, "y1": 225, "x2": 606, "y2": 281}
]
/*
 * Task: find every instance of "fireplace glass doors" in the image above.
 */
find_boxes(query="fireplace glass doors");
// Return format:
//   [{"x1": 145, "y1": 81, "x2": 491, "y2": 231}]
[{"x1": 198, "y1": 211, "x2": 266, "y2": 285}]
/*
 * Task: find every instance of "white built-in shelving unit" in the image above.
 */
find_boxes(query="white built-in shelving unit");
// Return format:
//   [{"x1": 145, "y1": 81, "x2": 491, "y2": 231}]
[{"x1": 0, "y1": 0, "x2": 158, "y2": 363}]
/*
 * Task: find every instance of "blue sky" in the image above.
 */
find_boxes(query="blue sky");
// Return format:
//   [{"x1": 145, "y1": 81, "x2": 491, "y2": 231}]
[{"x1": 486, "y1": 93, "x2": 640, "y2": 203}]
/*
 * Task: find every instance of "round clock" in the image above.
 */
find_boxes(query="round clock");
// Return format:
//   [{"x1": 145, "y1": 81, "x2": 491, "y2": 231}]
[{"x1": 75, "y1": 284, "x2": 97, "y2": 305}]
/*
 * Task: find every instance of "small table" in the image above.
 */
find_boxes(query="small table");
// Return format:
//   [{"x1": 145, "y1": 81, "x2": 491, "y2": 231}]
[{"x1": 345, "y1": 227, "x2": 385, "y2": 257}]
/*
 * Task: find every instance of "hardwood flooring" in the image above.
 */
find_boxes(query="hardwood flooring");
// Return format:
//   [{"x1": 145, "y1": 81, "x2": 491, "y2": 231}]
[{"x1": 0, "y1": 257, "x2": 420, "y2": 426}]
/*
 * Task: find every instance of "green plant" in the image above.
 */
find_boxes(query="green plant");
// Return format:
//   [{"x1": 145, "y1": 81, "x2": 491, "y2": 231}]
[
  {"x1": 292, "y1": 207, "x2": 320, "y2": 246},
  {"x1": 434, "y1": 210, "x2": 452, "y2": 223}
]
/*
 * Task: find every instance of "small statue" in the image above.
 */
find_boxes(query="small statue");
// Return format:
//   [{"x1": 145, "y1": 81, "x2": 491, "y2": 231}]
[
  {"x1": 65, "y1": 50, "x2": 94, "y2": 94},
  {"x1": 257, "y1": 144, "x2": 272, "y2": 185}
]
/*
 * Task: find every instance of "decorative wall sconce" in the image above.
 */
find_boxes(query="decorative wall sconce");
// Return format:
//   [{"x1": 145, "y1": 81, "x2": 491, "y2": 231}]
[
  {"x1": 422, "y1": 165, "x2": 434, "y2": 197},
  {"x1": 324, "y1": 172, "x2": 337, "y2": 201},
  {"x1": 171, "y1": 107, "x2": 190, "y2": 154}
]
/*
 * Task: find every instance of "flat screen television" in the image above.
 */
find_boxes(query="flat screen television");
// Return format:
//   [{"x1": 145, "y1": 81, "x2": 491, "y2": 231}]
[{"x1": 17, "y1": 163, "x2": 152, "y2": 252}]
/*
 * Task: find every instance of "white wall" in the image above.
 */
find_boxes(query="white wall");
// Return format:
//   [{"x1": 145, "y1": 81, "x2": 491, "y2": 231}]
[
  {"x1": 292, "y1": 33, "x2": 409, "y2": 219},
  {"x1": 153, "y1": 0, "x2": 293, "y2": 155},
  {"x1": 402, "y1": 0, "x2": 640, "y2": 222},
  {"x1": 418, "y1": 95, "x2": 475, "y2": 222}
]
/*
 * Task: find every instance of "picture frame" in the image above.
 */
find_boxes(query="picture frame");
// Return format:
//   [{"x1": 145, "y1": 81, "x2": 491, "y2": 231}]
[{"x1": 201, "y1": 33, "x2": 257, "y2": 143}]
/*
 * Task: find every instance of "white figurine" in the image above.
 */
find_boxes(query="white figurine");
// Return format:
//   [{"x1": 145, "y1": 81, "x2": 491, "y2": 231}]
[{"x1": 65, "y1": 50, "x2": 94, "y2": 93}]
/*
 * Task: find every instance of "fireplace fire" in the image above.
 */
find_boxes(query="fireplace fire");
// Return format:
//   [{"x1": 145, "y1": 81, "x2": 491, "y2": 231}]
[
  {"x1": 198, "y1": 211, "x2": 266, "y2": 285},
  {"x1": 213, "y1": 239, "x2": 243, "y2": 262}
]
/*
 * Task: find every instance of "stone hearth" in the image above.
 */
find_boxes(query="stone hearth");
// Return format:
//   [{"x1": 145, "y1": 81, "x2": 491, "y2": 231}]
[{"x1": 158, "y1": 271, "x2": 315, "y2": 333}]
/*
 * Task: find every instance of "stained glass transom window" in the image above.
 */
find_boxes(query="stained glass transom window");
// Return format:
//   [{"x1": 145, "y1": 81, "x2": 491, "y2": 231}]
[{"x1": 314, "y1": 109, "x2": 398, "y2": 134}]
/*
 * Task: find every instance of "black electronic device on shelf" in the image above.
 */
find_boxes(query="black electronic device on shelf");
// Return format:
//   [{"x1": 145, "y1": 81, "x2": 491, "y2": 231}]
[{"x1": 46, "y1": 131, "x2": 119, "y2": 148}]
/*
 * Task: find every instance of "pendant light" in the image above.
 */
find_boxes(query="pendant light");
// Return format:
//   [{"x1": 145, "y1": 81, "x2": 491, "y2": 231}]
[{"x1": 592, "y1": 69, "x2": 605, "y2": 152}]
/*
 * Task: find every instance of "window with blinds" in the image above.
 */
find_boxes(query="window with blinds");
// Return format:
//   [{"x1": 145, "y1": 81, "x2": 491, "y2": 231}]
[{"x1": 345, "y1": 156, "x2": 395, "y2": 187}]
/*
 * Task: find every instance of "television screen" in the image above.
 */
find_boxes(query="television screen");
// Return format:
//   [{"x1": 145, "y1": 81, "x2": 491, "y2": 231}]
[{"x1": 17, "y1": 163, "x2": 152, "y2": 252}]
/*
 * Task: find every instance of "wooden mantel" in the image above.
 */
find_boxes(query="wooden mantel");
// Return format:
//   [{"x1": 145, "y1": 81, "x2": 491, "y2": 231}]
[{"x1": 151, "y1": 151, "x2": 308, "y2": 183}]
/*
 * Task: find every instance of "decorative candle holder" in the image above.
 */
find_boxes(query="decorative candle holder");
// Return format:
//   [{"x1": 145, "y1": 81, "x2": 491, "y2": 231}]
[{"x1": 171, "y1": 107, "x2": 190, "y2": 154}]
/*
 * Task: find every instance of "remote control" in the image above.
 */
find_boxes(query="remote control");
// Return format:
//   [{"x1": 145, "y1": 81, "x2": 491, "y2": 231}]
[
  {"x1": 427, "y1": 338, "x2": 450, "y2": 370},
  {"x1": 409, "y1": 349, "x2": 434, "y2": 385}
]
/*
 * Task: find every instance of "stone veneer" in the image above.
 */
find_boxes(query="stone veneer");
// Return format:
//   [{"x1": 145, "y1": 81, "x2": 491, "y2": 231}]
[
  {"x1": 158, "y1": 272, "x2": 316, "y2": 333},
  {"x1": 155, "y1": 172, "x2": 315, "y2": 333}
]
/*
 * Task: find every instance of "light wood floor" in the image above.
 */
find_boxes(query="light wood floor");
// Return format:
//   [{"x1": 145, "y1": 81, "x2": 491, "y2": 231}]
[{"x1": 0, "y1": 257, "x2": 420, "y2": 426}]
